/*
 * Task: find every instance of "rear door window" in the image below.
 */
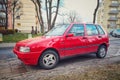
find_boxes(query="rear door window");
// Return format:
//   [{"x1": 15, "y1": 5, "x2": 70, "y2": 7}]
[{"x1": 86, "y1": 24, "x2": 99, "y2": 36}]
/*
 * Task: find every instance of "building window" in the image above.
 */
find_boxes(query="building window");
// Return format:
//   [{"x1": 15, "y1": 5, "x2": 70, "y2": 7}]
[
  {"x1": 112, "y1": 1, "x2": 118, "y2": 3},
  {"x1": 110, "y1": 21, "x2": 116, "y2": 26},
  {"x1": 110, "y1": 21, "x2": 116, "y2": 24},
  {"x1": 110, "y1": 7, "x2": 117, "y2": 10},
  {"x1": 110, "y1": 15, "x2": 116, "y2": 17},
  {"x1": 17, "y1": 23, "x2": 21, "y2": 26},
  {"x1": 16, "y1": 15, "x2": 20, "y2": 19}
]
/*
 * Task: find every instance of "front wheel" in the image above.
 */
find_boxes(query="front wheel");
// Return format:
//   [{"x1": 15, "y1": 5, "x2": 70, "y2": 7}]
[
  {"x1": 96, "y1": 45, "x2": 107, "y2": 58},
  {"x1": 39, "y1": 50, "x2": 59, "y2": 69}
]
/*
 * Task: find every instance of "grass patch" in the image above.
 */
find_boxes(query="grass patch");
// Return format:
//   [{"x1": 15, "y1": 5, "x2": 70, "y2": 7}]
[
  {"x1": 3, "y1": 33, "x2": 42, "y2": 42},
  {"x1": 43, "y1": 63, "x2": 120, "y2": 80}
]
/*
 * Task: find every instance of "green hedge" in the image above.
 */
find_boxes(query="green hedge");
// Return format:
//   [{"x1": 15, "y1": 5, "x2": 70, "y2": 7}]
[
  {"x1": 3, "y1": 33, "x2": 42, "y2": 42},
  {"x1": 0, "y1": 29, "x2": 17, "y2": 35}
]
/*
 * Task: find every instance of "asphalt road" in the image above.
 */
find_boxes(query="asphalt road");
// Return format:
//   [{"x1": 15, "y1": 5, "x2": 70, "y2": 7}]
[
  {"x1": 0, "y1": 47, "x2": 15, "y2": 60},
  {"x1": 110, "y1": 38, "x2": 120, "y2": 46}
]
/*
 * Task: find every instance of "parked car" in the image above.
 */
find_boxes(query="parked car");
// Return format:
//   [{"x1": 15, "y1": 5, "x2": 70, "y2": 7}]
[
  {"x1": 109, "y1": 29, "x2": 114, "y2": 36},
  {"x1": 13, "y1": 23, "x2": 109, "y2": 69},
  {"x1": 111, "y1": 29, "x2": 120, "y2": 38}
]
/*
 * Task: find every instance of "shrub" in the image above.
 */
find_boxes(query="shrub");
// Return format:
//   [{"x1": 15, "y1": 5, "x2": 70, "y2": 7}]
[{"x1": 0, "y1": 29, "x2": 14, "y2": 35}]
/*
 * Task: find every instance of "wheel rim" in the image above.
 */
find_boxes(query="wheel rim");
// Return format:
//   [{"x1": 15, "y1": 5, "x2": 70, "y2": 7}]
[
  {"x1": 43, "y1": 53, "x2": 56, "y2": 67},
  {"x1": 99, "y1": 47, "x2": 106, "y2": 57}
]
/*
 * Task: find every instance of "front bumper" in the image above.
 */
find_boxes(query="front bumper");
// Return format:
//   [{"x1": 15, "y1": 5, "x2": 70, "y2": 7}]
[{"x1": 13, "y1": 48, "x2": 41, "y2": 65}]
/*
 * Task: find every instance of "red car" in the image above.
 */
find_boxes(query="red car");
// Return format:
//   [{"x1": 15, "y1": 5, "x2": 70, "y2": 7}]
[{"x1": 13, "y1": 23, "x2": 109, "y2": 69}]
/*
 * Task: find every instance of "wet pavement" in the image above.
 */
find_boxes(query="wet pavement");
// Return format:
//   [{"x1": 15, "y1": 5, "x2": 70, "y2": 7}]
[
  {"x1": 0, "y1": 59, "x2": 27, "y2": 75},
  {"x1": 0, "y1": 47, "x2": 16, "y2": 60}
]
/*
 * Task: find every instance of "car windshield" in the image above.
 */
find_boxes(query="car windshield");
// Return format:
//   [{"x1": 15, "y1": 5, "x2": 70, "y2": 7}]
[{"x1": 45, "y1": 24, "x2": 69, "y2": 36}]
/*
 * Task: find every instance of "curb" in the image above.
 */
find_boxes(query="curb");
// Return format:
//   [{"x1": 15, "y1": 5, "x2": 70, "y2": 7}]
[
  {"x1": 0, "y1": 43, "x2": 16, "y2": 48},
  {"x1": 109, "y1": 37, "x2": 120, "y2": 41}
]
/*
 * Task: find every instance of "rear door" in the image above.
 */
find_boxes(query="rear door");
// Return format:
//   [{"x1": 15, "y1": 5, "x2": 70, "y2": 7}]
[
  {"x1": 85, "y1": 24, "x2": 100, "y2": 53},
  {"x1": 96, "y1": 25, "x2": 108, "y2": 46}
]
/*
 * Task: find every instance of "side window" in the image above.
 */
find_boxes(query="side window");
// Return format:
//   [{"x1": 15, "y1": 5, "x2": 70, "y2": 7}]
[
  {"x1": 97, "y1": 25, "x2": 105, "y2": 35},
  {"x1": 86, "y1": 24, "x2": 99, "y2": 36},
  {"x1": 69, "y1": 24, "x2": 84, "y2": 36}
]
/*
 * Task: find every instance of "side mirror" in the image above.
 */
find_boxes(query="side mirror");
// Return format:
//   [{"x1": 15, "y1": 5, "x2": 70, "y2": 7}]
[{"x1": 66, "y1": 33, "x2": 74, "y2": 37}]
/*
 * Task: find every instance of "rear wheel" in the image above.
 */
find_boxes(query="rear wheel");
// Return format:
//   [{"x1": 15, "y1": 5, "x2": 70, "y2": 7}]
[
  {"x1": 39, "y1": 50, "x2": 59, "y2": 69},
  {"x1": 96, "y1": 45, "x2": 107, "y2": 58}
]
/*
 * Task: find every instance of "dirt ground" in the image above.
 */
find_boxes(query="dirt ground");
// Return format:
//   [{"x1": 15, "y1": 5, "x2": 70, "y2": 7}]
[{"x1": 0, "y1": 55, "x2": 120, "y2": 80}]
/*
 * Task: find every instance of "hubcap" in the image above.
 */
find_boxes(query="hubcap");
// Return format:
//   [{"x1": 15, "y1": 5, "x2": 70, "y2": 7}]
[
  {"x1": 43, "y1": 54, "x2": 56, "y2": 67},
  {"x1": 100, "y1": 47, "x2": 106, "y2": 57}
]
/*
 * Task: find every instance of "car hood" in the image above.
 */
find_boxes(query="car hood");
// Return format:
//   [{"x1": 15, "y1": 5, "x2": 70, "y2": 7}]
[{"x1": 16, "y1": 36, "x2": 62, "y2": 47}]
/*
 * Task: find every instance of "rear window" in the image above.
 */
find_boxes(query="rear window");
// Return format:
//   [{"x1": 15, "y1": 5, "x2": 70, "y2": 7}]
[
  {"x1": 96, "y1": 25, "x2": 105, "y2": 35},
  {"x1": 117, "y1": 29, "x2": 120, "y2": 32}
]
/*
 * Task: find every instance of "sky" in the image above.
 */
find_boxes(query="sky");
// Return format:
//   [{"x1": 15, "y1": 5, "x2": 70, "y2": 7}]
[{"x1": 58, "y1": 0, "x2": 97, "y2": 23}]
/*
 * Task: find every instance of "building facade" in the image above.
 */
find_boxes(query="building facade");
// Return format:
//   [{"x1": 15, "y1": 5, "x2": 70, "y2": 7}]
[
  {"x1": 0, "y1": 0, "x2": 40, "y2": 33},
  {"x1": 0, "y1": 0, "x2": 6, "y2": 29},
  {"x1": 15, "y1": 0, "x2": 40, "y2": 33},
  {"x1": 0, "y1": 0, "x2": 14, "y2": 30},
  {"x1": 97, "y1": 0, "x2": 120, "y2": 31}
]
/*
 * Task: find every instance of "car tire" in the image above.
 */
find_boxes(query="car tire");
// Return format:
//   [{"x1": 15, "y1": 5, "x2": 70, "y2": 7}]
[
  {"x1": 39, "y1": 50, "x2": 59, "y2": 69},
  {"x1": 114, "y1": 34, "x2": 117, "y2": 37},
  {"x1": 96, "y1": 45, "x2": 107, "y2": 58}
]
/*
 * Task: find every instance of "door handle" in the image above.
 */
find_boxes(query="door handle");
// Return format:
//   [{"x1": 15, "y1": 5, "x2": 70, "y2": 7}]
[
  {"x1": 82, "y1": 36, "x2": 87, "y2": 39},
  {"x1": 98, "y1": 35, "x2": 102, "y2": 38}
]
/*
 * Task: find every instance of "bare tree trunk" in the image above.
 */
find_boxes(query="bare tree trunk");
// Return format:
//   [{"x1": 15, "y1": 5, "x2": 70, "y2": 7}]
[
  {"x1": 37, "y1": 0, "x2": 44, "y2": 33},
  {"x1": 12, "y1": 1, "x2": 16, "y2": 31},
  {"x1": 32, "y1": 0, "x2": 61, "y2": 32},
  {"x1": 93, "y1": 0, "x2": 99, "y2": 24},
  {"x1": 12, "y1": 2, "x2": 15, "y2": 31},
  {"x1": 46, "y1": 0, "x2": 60, "y2": 30},
  {"x1": 45, "y1": 0, "x2": 50, "y2": 30},
  {"x1": 68, "y1": 11, "x2": 77, "y2": 23},
  {"x1": 3, "y1": 0, "x2": 8, "y2": 29},
  {"x1": 51, "y1": 0, "x2": 60, "y2": 29},
  {"x1": 47, "y1": 0, "x2": 52, "y2": 30},
  {"x1": 31, "y1": 0, "x2": 44, "y2": 33},
  {"x1": 9, "y1": 0, "x2": 22, "y2": 32},
  {"x1": 5, "y1": 8, "x2": 8, "y2": 29},
  {"x1": 45, "y1": 0, "x2": 49, "y2": 30},
  {"x1": 32, "y1": 0, "x2": 41, "y2": 31}
]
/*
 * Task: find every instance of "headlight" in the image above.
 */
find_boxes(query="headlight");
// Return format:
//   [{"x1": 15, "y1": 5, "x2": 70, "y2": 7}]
[{"x1": 19, "y1": 46, "x2": 30, "y2": 53}]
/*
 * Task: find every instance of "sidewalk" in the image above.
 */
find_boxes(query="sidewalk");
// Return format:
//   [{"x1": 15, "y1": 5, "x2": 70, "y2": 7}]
[
  {"x1": 0, "y1": 43, "x2": 16, "y2": 48},
  {"x1": 109, "y1": 36, "x2": 120, "y2": 40}
]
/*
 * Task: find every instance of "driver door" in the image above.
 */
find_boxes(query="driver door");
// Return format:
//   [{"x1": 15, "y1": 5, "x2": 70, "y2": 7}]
[{"x1": 64, "y1": 24, "x2": 88, "y2": 56}]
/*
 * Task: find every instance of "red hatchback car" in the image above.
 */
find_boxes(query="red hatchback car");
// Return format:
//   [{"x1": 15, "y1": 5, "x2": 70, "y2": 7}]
[{"x1": 13, "y1": 23, "x2": 109, "y2": 69}]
